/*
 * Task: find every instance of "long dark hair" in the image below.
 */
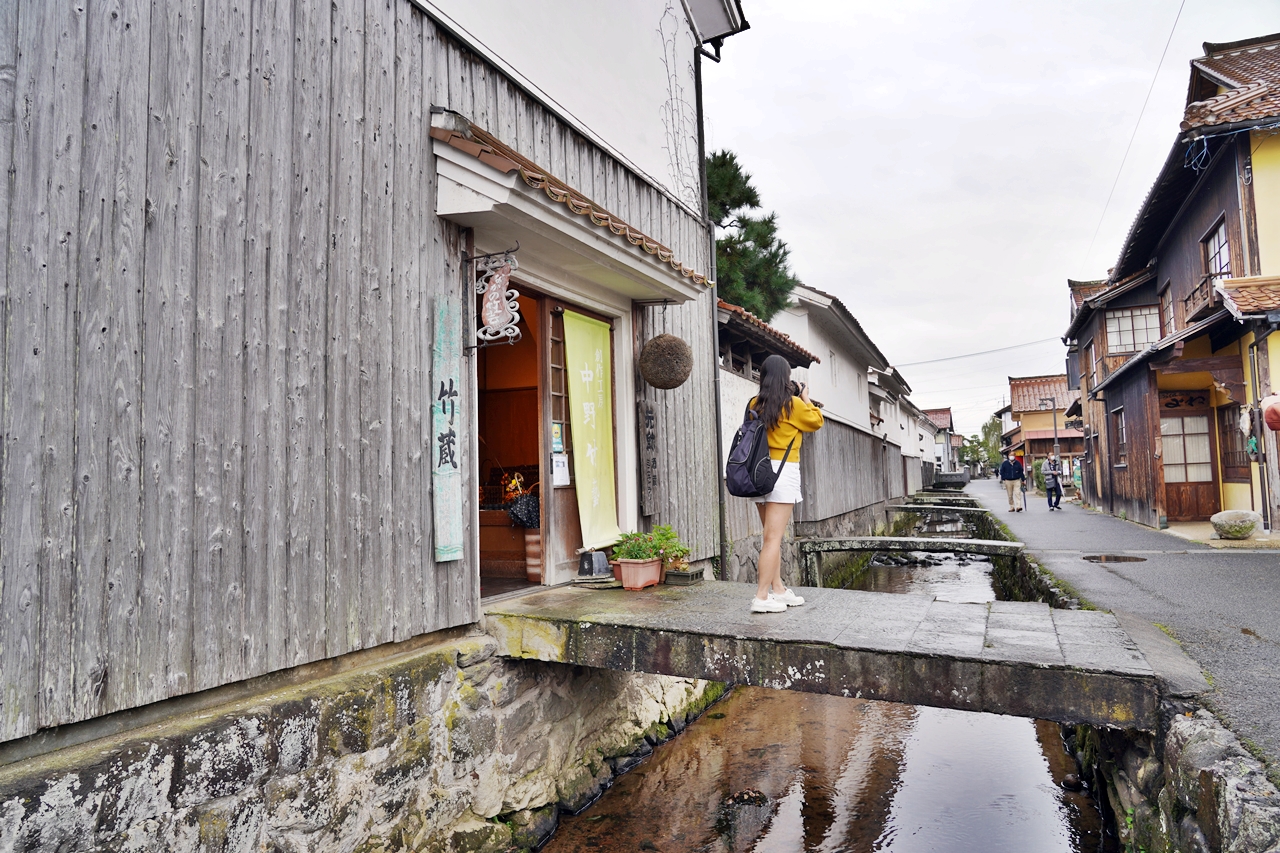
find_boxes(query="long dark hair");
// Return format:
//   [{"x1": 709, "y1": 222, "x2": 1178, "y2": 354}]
[{"x1": 753, "y1": 354, "x2": 794, "y2": 430}]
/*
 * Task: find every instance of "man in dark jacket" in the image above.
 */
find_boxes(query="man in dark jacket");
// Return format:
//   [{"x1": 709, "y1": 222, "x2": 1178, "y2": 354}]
[
  {"x1": 998, "y1": 452, "x2": 1025, "y2": 512},
  {"x1": 1043, "y1": 453, "x2": 1064, "y2": 511}
]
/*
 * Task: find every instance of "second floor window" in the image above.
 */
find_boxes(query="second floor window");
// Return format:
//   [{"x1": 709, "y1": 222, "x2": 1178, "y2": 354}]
[
  {"x1": 1105, "y1": 306, "x2": 1160, "y2": 353},
  {"x1": 1160, "y1": 286, "x2": 1174, "y2": 335},
  {"x1": 1112, "y1": 407, "x2": 1127, "y2": 460},
  {"x1": 1204, "y1": 221, "x2": 1230, "y2": 280}
]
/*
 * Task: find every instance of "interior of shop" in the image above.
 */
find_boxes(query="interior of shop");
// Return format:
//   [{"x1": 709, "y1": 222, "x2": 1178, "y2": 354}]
[{"x1": 477, "y1": 293, "x2": 543, "y2": 598}]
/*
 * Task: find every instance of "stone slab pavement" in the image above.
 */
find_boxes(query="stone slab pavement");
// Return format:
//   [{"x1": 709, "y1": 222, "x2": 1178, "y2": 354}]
[
  {"x1": 486, "y1": 580, "x2": 1165, "y2": 730},
  {"x1": 971, "y1": 476, "x2": 1280, "y2": 771}
]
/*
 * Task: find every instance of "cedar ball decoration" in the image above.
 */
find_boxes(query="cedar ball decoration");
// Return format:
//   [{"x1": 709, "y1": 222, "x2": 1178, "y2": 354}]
[{"x1": 638, "y1": 333, "x2": 693, "y2": 389}]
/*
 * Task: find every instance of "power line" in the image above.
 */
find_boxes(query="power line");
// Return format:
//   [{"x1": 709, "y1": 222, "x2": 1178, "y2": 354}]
[
  {"x1": 1081, "y1": 0, "x2": 1185, "y2": 272},
  {"x1": 895, "y1": 337, "x2": 1061, "y2": 368}
]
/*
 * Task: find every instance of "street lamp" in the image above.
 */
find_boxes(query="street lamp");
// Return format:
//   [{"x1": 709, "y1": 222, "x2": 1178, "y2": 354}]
[{"x1": 1039, "y1": 397, "x2": 1060, "y2": 456}]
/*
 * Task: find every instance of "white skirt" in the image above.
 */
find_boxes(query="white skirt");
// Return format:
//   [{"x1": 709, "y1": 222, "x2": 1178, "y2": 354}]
[{"x1": 753, "y1": 458, "x2": 803, "y2": 504}]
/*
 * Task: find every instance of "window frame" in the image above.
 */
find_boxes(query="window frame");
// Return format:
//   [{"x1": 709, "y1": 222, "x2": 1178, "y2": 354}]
[
  {"x1": 1202, "y1": 218, "x2": 1231, "y2": 282},
  {"x1": 1104, "y1": 306, "x2": 1161, "y2": 354},
  {"x1": 1159, "y1": 282, "x2": 1174, "y2": 336},
  {"x1": 1111, "y1": 406, "x2": 1127, "y2": 465}
]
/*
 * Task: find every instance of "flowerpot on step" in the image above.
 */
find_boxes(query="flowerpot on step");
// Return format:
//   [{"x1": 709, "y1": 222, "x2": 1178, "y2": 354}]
[{"x1": 613, "y1": 557, "x2": 661, "y2": 590}]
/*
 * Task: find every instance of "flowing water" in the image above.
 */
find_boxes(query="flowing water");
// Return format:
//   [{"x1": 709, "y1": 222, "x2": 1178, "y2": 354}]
[{"x1": 543, "y1": 526, "x2": 1116, "y2": 852}]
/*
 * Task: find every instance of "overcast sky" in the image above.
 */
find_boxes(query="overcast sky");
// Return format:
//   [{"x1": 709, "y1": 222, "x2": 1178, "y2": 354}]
[{"x1": 702, "y1": 0, "x2": 1280, "y2": 436}]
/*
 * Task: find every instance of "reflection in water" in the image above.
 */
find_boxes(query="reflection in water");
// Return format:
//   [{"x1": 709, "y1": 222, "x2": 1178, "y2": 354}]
[{"x1": 544, "y1": 553, "x2": 1114, "y2": 852}]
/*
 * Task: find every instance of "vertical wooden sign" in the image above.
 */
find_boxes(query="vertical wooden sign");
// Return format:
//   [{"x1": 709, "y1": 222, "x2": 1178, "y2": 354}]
[
  {"x1": 433, "y1": 298, "x2": 463, "y2": 562},
  {"x1": 638, "y1": 399, "x2": 659, "y2": 516}
]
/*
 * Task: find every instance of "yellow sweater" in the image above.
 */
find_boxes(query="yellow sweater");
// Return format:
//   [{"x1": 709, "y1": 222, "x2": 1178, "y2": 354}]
[{"x1": 750, "y1": 396, "x2": 824, "y2": 463}]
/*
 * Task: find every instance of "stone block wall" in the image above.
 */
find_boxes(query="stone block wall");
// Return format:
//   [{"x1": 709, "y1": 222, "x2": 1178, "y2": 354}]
[
  {"x1": 0, "y1": 631, "x2": 723, "y2": 852},
  {"x1": 1078, "y1": 710, "x2": 1280, "y2": 853}
]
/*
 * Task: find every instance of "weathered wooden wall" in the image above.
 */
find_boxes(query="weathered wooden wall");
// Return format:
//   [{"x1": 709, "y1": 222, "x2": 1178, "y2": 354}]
[
  {"x1": 0, "y1": 0, "x2": 707, "y2": 742},
  {"x1": 1102, "y1": 372, "x2": 1161, "y2": 528},
  {"x1": 796, "y1": 420, "x2": 907, "y2": 522},
  {"x1": 638, "y1": 295, "x2": 720, "y2": 562}
]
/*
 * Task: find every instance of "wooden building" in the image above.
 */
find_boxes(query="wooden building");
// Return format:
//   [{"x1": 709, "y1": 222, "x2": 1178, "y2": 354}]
[
  {"x1": 0, "y1": 0, "x2": 745, "y2": 746},
  {"x1": 1063, "y1": 32, "x2": 1280, "y2": 528},
  {"x1": 1002, "y1": 375, "x2": 1083, "y2": 483}
]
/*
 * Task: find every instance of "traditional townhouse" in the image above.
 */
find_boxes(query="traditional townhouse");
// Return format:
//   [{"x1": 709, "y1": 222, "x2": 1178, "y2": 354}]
[
  {"x1": 1004, "y1": 375, "x2": 1084, "y2": 484},
  {"x1": 1063, "y1": 32, "x2": 1280, "y2": 528},
  {"x1": 0, "y1": 1, "x2": 749, "y2": 845},
  {"x1": 923, "y1": 408, "x2": 963, "y2": 473}
]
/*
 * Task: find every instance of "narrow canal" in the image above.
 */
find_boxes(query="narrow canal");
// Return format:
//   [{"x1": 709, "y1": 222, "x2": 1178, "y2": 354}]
[{"x1": 543, "y1": 520, "x2": 1117, "y2": 852}]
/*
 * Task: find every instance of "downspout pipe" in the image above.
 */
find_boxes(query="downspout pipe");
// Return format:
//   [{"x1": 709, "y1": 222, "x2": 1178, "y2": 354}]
[
  {"x1": 1247, "y1": 324, "x2": 1277, "y2": 530},
  {"x1": 695, "y1": 49, "x2": 730, "y2": 580}
]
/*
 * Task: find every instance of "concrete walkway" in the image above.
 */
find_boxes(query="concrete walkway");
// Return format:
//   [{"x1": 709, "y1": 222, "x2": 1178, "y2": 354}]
[
  {"x1": 486, "y1": 580, "x2": 1179, "y2": 730},
  {"x1": 972, "y1": 477, "x2": 1280, "y2": 772}
]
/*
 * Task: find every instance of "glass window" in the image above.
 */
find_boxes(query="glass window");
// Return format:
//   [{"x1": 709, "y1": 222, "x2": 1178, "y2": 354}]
[
  {"x1": 1105, "y1": 307, "x2": 1161, "y2": 353},
  {"x1": 1112, "y1": 408, "x2": 1126, "y2": 458},
  {"x1": 1161, "y1": 415, "x2": 1213, "y2": 483},
  {"x1": 1160, "y1": 287, "x2": 1174, "y2": 335},
  {"x1": 1205, "y1": 222, "x2": 1230, "y2": 280}
]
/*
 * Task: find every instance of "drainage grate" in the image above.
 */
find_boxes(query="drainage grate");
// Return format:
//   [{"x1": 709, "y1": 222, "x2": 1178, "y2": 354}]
[{"x1": 1083, "y1": 554, "x2": 1147, "y2": 563}]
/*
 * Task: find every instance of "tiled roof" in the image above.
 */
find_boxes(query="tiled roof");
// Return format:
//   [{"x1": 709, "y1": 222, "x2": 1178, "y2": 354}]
[
  {"x1": 922, "y1": 408, "x2": 953, "y2": 430},
  {"x1": 1068, "y1": 279, "x2": 1109, "y2": 311},
  {"x1": 1008, "y1": 375, "x2": 1080, "y2": 414},
  {"x1": 717, "y1": 300, "x2": 820, "y2": 366},
  {"x1": 1217, "y1": 276, "x2": 1280, "y2": 318},
  {"x1": 428, "y1": 119, "x2": 713, "y2": 287},
  {"x1": 1183, "y1": 35, "x2": 1280, "y2": 131}
]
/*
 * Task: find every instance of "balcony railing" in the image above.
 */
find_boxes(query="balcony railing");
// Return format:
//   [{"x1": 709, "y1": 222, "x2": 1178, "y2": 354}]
[{"x1": 1183, "y1": 274, "x2": 1221, "y2": 322}]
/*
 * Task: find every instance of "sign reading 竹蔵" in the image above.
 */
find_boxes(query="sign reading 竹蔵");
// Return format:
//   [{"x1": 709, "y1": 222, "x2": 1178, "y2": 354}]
[{"x1": 433, "y1": 298, "x2": 463, "y2": 562}]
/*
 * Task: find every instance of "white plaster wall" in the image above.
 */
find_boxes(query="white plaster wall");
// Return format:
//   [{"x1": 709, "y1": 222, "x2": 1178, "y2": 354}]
[
  {"x1": 720, "y1": 369, "x2": 761, "y2": 467},
  {"x1": 422, "y1": 0, "x2": 702, "y2": 211},
  {"x1": 766, "y1": 305, "x2": 872, "y2": 431}
]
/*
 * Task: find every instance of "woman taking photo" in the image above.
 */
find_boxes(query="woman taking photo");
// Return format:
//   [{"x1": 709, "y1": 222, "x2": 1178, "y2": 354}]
[{"x1": 749, "y1": 355, "x2": 824, "y2": 613}]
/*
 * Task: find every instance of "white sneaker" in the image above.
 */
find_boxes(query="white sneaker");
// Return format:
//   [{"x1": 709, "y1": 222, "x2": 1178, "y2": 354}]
[
  {"x1": 750, "y1": 596, "x2": 787, "y2": 613},
  {"x1": 769, "y1": 588, "x2": 805, "y2": 607}
]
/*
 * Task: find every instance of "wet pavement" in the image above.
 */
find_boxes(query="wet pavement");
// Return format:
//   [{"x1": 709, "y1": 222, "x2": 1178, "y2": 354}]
[
  {"x1": 486, "y1": 578, "x2": 1176, "y2": 728},
  {"x1": 971, "y1": 477, "x2": 1280, "y2": 775}
]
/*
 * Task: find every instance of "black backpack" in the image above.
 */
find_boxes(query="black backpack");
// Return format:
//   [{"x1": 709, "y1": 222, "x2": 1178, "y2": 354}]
[{"x1": 725, "y1": 402, "x2": 795, "y2": 498}]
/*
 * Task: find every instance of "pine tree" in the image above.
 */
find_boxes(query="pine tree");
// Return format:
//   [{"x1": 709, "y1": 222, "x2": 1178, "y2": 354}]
[{"x1": 706, "y1": 150, "x2": 801, "y2": 321}]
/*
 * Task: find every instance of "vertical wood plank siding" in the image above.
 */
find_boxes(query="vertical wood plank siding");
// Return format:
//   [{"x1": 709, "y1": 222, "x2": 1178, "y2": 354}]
[
  {"x1": 796, "y1": 420, "x2": 909, "y2": 522},
  {"x1": 0, "y1": 2, "x2": 696, "y2": 741}
]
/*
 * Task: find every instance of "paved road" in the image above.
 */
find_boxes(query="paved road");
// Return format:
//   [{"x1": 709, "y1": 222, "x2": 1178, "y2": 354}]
[{"x1": 971, "y1": 477, "x2": 1280, "y2": 772}]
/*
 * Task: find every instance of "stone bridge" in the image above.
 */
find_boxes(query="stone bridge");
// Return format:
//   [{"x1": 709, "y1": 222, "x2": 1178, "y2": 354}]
[{"x1": 485, "y1": 582, "x2": 1206, "y2": 731}]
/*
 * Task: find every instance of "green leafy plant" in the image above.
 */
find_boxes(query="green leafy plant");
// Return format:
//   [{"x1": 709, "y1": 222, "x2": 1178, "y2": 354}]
[
  {"x1": 611, "y1": 525, "x2": 691, "y2": 566},
  {"x1": 651, "y1": 524, "x2": 690, "y2": 568},
  {"x1": 611, "y1": 530, "x2": 660, "y2": 561}
]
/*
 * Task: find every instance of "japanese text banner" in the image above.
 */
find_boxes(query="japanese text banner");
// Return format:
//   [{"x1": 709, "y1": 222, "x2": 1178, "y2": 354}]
[{"x1": 563, "y1": 311, "x2": 622, "y2": 550}]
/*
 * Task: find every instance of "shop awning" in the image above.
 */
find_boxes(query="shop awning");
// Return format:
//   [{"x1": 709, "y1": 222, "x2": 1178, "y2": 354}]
[{"x1": 431, "y1": 112, "x2": 711, "y2": 305}]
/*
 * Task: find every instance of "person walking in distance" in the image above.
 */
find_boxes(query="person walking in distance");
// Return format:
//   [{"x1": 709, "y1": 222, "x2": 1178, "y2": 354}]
[
  {"x1": 998, "y1": 451, "x2": 1025, "y2": 512},
  {"x1": 748, "y1": 355, "x2": 824, "y2": 613},
  {"x1": 1043, "y1": 453, "x2": 1064, "y2": 511}
]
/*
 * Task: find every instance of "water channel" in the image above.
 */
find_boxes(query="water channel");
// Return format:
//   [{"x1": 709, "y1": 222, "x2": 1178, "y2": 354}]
[{"x1": 542, "y1": 515, "x2": 1117, "y2": 852}]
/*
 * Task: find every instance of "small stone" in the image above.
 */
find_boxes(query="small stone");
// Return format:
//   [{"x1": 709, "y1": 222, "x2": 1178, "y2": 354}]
[{"x1": 1062, "y1": 774, "x2": 1084, "y2": 791}]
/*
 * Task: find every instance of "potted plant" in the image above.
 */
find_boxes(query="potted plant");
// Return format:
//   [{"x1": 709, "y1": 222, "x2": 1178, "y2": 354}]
[
  {"x1": 610, "y1": 531, "x2": 662, "y2": 590},
  {"x1": 653, "y1": 525, "x2": 702, "y2": 585}
]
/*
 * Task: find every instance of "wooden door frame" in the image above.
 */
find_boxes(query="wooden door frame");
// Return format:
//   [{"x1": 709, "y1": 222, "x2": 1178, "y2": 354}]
[{"x1": 1159, "y1": 406, "x2": 1221, "y2": 521}]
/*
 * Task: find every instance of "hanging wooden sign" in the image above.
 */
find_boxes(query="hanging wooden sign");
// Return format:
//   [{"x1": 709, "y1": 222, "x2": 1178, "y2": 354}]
[
  {"x1": 638, "y1": 400, "x2": 659, "y2": 516},
  {"x1": 433, "y1": 297, "x2": 463, "y2": 562},
  {"x1": 474, "y1": 253, "x2": 521, "y2": 345}
]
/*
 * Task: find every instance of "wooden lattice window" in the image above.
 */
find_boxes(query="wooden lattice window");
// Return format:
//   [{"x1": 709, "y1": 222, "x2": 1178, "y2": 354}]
[
  {"x1": 1204, "y1": 221, "x2": 1230, "y2": 281},
  {"x1": 549, "y1": 310, "x2": 573, "y2": 483},
  {"x1": 1105, "y1": 307, "x2": 1161, "y2": 353}
]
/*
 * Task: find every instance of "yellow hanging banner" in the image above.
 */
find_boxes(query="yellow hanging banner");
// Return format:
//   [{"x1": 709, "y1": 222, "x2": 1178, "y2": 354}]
[{"x1": 563, "y1": 311, "x2": 622, "y2": 550}]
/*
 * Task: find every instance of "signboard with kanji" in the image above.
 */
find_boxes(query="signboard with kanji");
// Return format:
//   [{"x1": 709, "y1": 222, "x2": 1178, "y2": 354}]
[
  {"x1": 638, "y1": 400, "x2": 659, "y2": 515},
  {"x1": 432, "y1": 298, "x2": 464, "y2": 562}
]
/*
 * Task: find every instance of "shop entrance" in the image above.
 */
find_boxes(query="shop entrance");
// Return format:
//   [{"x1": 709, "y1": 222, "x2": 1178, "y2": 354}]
[
  {"x1": 478, "y1": 290, "x2": 603, "y2": 598},
  {"x1": 477, "y1": 292, "x2": 544, "y2": 597}
]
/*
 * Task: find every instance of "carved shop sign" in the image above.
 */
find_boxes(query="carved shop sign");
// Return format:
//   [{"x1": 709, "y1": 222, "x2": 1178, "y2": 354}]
[{"x1": 1159, "y1": 390, "x2": 1210, "y2": 410}]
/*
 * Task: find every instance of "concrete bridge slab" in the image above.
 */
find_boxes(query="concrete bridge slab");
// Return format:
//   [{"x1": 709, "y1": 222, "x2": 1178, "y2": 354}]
[{"x1": 484, "y1": 583, "x2": 1186, "y2": 731}]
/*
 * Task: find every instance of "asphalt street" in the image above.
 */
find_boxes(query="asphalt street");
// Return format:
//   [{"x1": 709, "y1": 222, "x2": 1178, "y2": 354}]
[{"x1": 970, "y1": 477, "x2": 1280, "y2": 773}]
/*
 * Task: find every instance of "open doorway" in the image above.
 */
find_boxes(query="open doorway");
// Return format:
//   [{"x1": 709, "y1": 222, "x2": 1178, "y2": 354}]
[{"x1": 478, "y1": 292, "x2": 543, "y2": 598}]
